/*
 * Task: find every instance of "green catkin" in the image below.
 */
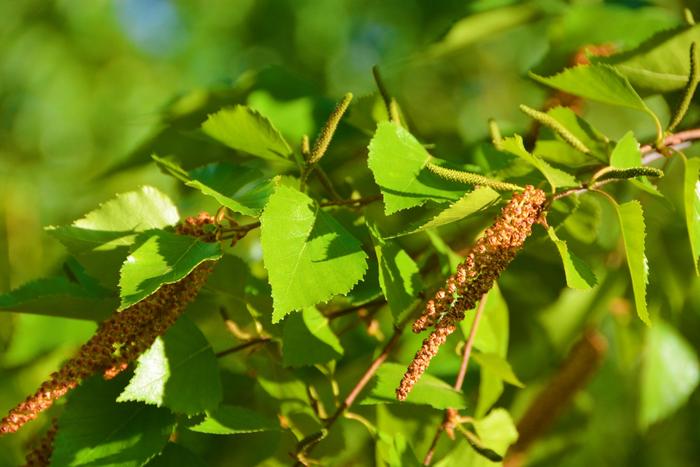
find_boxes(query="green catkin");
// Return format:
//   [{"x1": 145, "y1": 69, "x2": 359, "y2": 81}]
[
  {"x1": 667, "y1": 42, "x2": 698, "y2": 133},
  {"x1": 308, "y1": 93, "x2": 353, "y2": 165},
  {"x1": 301, "y1": 134, "x2": 311, "y2": 160},
  {"x1": 519, "y1": 104, "x2": 592, "y2": 155},
  {"x1": 426, "y1": 162, "x2": 523, "y2": 191},
  {"x1": 488, "y1": 118, "x2": 503, "y2": 148},
  {"x1": 593, "y1": 166, "x2": 664, "y2": 183}
]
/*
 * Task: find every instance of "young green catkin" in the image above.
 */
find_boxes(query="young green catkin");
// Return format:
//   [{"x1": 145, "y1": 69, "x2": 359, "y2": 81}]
[
  {"x1": 397, "y1": 186, "x2": 547, "y2": 401},
  {"x1": 0, "y1": 213, "x2": 219, "y2": 435}
]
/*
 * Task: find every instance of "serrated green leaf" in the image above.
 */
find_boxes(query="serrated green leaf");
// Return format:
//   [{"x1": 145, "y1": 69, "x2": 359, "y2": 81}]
[
  {"x1": 367, "y1": 122, "x2": 466, "y2": 215},
  {"x1": 52, "y1": 373, "x2": 176, "y2": 467},
  {"x1": 610, "y1": 131, "x2": 642, "y2": 167},
  {"x1": 146, "y1": 443, "x2": 209, "y2": 467},
  {"x1": 260, "y1": 185, "x2": 368, "y2": 322},
  {"x1": 499, "y1": 135, "x2": 578, "y2": 191},
  {"x1": 202, "y1": 105, "x2": 292, "y2": 160},
  {"x1": 118, "y1": 231, "x2": 222, "y2": 309},
  {"x1": 48, "y1": 186, "x2": 180, "y2": 253},
  {"x1": 369, "y1": 224, "x2": 422, "y2": 323},
  {"x1": 386, "y1": 187, "x2": 500, "y2": 238},
  {"x1": 531, "y1": 64, "x2": 650, "y2": 112},
  {"x1": 597, "y1": 24, "x2": 700, "y2": 93},
  {"x1": 682, "y1": 157, "x2": 700, "y2": 274},
  {"x1": 188, "y1": 405, "x2": 279, "y2": 435},
  {"x1": 282, "y1": 307, "x2": 343, "y2": 367},
  {"x1": 154, "y1": 157, "x2": 274, "y2": 216},
  {"x1": 640, "y1": 320, "x2": 699, "y2": 429},
  {"x1": 362, "y1": 362, "x2": 468, "y2": 409},
  {"x1": 547, "y1": 227, "x2": 597, "y2": 289},
  {"x1": 472, "y1": 352, "x2": 524, "y2": 388},
  {"x1": 118, "y1": 316, "x2": 222, "y2": 414},
  {"x1": 0, "y1": 276, "x2": 116, "y2": 321},
  {"x1": 602, "y1": 198, "x2": 649, "y2": 324}
]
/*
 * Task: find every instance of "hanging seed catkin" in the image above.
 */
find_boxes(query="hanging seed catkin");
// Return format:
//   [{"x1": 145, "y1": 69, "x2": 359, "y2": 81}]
[
  {"x1": 0, "y1": 213, "x2": 220, "y2": 435},
  {"x1": 397, "y1": 186, "x2": 546, "y2": 401},
  {"x1": 22, "y1": 419, "x2": 58, "y2": 467}
]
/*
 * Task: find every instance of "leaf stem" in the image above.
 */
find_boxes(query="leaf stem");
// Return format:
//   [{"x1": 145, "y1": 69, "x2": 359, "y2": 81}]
[
  {"x1": 372, "y1": 65, "x2": 401, "y2": 125},
  {"x1": 215, "y1": 337, "x2": 272, "y2": 358}
]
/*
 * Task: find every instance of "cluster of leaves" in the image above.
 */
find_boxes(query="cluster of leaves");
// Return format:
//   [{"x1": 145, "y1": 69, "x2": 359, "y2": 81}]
[{"x1": 1, "y1": 4, "x2": 700, "y2": 467}]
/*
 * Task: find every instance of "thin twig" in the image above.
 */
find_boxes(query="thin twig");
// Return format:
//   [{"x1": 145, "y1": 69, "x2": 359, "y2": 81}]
[
  {"x1": 293, "y1": 316, "x2": 409, "y2": 465},
  {"x1": 423, "y1": 294, "x2": 489, "y2": 466},
  {"x1": 215, "y1": 338, "x2": 271, "y2": 358},
  {"x1": 324, "y1": 298, "x2": 387, "y2": 320},
  {"x1": 319, "y1": 194, "x2": 382, "y2": 207}
]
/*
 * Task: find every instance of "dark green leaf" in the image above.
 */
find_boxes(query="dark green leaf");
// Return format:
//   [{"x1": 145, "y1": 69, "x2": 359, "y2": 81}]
[
  {"x1": 282, "y1": 307, "x2": 343, "y2": 367},
  {"x1": 188, "y1": 405, "x2": 279, "y2": 435},
  {"x1": 547, "y1": 227, "x2": 597, "y2": 289},
  {"x1": 154, "y1": 157, "x2": 274, "y2": 216},
  {"x1": 0, "y1": 276, "x2": 116, "y2": 321},
  {"x1": 369, "y1": 224, "x2": 422, "y2": 322},
  {"x1": 146, "y1": 443, "x2": 209, "y2": 467},
  {"x1": 118, "y1": 316, "x2": 223, "y2": 415},
  {"x1": 52, "y1": 373, "x2": 176, "y2": 467}
]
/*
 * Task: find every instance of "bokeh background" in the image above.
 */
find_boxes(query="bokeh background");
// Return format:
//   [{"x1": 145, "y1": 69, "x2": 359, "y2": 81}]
[{"x1": 1, "y1": 0, "x2": 700, "y2": 465}]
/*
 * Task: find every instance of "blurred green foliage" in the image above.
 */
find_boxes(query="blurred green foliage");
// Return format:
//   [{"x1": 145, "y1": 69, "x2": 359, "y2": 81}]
[{"x1": 1, "y1": 1, "x2": 700, "y2": 466}]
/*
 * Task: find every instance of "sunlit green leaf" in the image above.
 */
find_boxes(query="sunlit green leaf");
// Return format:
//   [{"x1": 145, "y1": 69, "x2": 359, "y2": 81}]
[
  {"x1": 260, "y1": 185, "x2": 368, "y2": 322},
  {"x1": 368, "y1": 122, "x2": 466, "y2": 214},
  {"x1": 202, "y1": 105, "x2": 292, "y2": 160},
  {"x1": 118, "y1": 316, "x2": 222, "y2": 415},
  {"x1": 682, "y1": 157, "x2": 700, "y2": 275},
  {"x1": 118, "y1": 230, "x2": 222, "y2": 309}
]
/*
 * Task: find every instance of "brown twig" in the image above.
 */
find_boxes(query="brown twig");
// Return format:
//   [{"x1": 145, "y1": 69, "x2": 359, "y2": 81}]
[
  {"x1": 215, "y1": 338, "x2": 272, "y2": 358},
  {"x1": 319, "y1": 194, "x2": 382, "y2": 207},
  {"x1": 422, "y1": 293, "x2": 489, "y2": 466},
  {"x1": 503, "y1": 329, "x2": 608, "y2": 467},
  {"x1": 323, "y1": 298, "x2": 387, "y2": 320},
  {"x1": 292, "y1": 316, "x2": 409, "y2": 465}
]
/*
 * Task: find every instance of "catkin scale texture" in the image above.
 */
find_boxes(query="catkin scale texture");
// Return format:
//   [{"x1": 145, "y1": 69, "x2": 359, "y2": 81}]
[
  {"x1": 0, "y1": 214, "x2": 218, "y2": 435},
  {"x1": 397, "y1": 186, "x2": 546, "y2": 401}
]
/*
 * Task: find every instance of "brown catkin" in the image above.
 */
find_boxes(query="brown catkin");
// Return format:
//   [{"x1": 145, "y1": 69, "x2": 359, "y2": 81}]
[
  {"x1": 0, "y1": 213, "x2": 219, "y2": 435},
  {"x1": 22, "y1": 419, "x2": 58, "y2": 467},
  {"x1": 397, "y1": 186, "x2": 546, "y2": 400}
]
